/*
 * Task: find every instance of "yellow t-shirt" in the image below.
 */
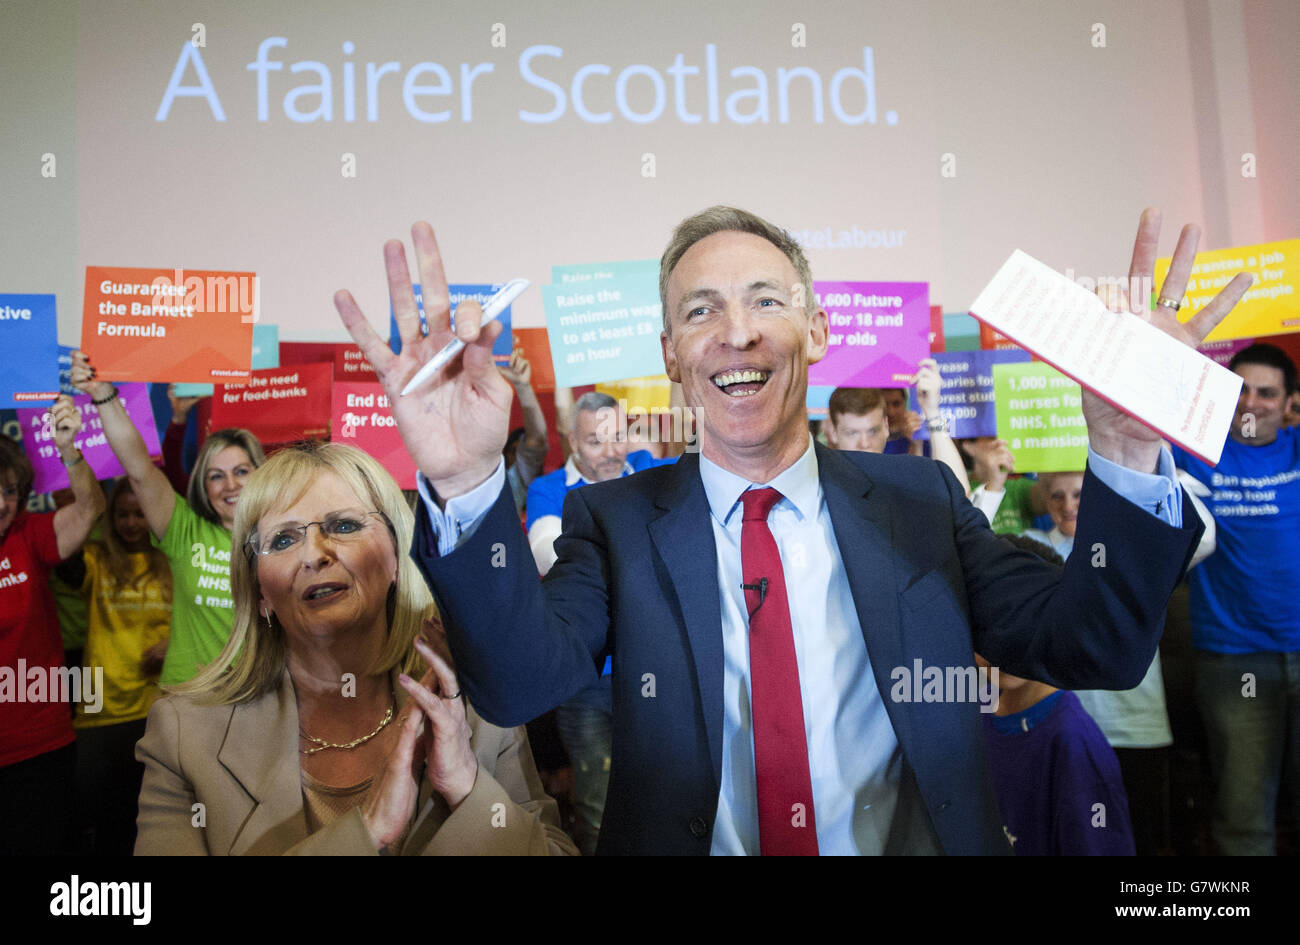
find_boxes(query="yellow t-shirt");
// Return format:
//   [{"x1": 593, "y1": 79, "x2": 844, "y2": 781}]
[{"x1": 74, "y1": 543, "x2": 172, "y2": 728}]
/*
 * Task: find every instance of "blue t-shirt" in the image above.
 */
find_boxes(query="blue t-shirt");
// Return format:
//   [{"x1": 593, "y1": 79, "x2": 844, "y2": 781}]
[
  {"x1": 525, "y1": 449, "x2": 665, "y2": 528},
  {"x1": 1172, "y1": 428, "x2": 1300, "y2": 653},
  {"x1": 982, "y1": 690, "x2": 1135, "y2": 856}
]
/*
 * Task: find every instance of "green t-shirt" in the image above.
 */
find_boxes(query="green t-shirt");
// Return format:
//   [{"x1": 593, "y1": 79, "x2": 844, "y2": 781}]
[
  {"x1": 986, "y1": 476, "x2": 1038, "y2": 535},
  {"x1": 156, "y1": 497, "x2": 236, "y2": 686}
]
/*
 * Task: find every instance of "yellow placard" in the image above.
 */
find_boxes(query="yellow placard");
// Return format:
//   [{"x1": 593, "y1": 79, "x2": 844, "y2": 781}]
[
  {"x1": 1155, "y1": 238, "x2": 1300, "y2": 342},
  {"x1": 595, "y1": 374, "x2": 673, "y2": 413}
]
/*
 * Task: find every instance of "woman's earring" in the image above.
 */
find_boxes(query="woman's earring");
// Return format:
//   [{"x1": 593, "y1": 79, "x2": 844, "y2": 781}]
[{"x1": 262, "y1": 608, "x2": 273, "y2": 628}]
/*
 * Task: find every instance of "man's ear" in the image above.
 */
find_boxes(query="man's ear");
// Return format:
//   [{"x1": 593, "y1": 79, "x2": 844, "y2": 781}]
[
  {"x1": 806, "y1": 306, "x2": 829, "y2": 365},
  {"x1": 661, "y1": 330, "x2": 681, "y2": 383},
  {"x1": 823, "y1": 417, "x2": 838, "y2": 448}
]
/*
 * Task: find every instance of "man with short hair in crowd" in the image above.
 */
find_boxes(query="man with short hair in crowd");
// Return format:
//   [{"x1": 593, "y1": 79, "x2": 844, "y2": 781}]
[
  {"x1": 1171, "y1": 342, "x2": 1300, "y2": 855},
  {"x1": 824, "y1": 388, "x2": 888, "y2": 454}
]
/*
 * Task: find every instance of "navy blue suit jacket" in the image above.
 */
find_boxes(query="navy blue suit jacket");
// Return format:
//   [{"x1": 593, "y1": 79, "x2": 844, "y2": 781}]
[{"x1": 412, "y1": 443, "x2": 1201, "y2": 855}]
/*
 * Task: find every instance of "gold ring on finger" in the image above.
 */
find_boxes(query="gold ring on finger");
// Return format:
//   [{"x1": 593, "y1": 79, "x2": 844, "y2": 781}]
[{"x1": 1156, "y1": 296, "x2": 1182, "y2": 311}]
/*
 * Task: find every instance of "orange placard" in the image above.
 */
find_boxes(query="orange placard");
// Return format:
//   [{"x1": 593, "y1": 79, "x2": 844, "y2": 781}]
[
  {"x1": 514, "y1": 327, "x2": 557, "y2": 393},
  {"x1": 82, "y1": 266, "x2": 256, "y2": 383}
]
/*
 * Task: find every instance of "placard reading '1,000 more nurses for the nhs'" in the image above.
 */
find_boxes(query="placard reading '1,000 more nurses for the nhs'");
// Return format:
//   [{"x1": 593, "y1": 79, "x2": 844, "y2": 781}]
[{"x1": 81, "y1": 266, "x2": 256, "y2": 383}]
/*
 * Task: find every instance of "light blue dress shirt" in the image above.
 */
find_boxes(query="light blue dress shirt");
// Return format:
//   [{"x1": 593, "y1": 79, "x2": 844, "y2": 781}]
[{"x1": 417, "y1": 438, "x2": 1183, "y2": 854}]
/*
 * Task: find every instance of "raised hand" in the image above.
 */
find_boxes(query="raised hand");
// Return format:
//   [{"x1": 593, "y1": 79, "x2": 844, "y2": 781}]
[
  {"x1": 69, "y1": 350, "x2": 114, "y2": 402},
  {"x1": 912, "y1": 357, "x2": 942, "y2": 418},
  {"x1": 333, "y1": 223, "x2": 513, "y2": 500},
  {"x1": 1083, "y1": 208, "x2": 1253, "y2": 471},
  {"x1": 501, "y1": 347, "x2": 533, "y2": 389},
  {"x1": 360, "y1": 700, "x2": 429, "y2": 851},
  {"x1": 49, "y1": 396, "x2": 83, "y2": 455},
  {"x1": 166, "y1": 384, "x2": 201, "y2": 425}
]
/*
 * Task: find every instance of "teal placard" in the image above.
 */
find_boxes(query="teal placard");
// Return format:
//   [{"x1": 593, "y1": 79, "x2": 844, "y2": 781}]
[
  {"x1": 992, "y1": 362, "x2": 1088, "y2": 472},
  {"x1": 544, "y1": 262, "x2": 665, "y2": 387}
]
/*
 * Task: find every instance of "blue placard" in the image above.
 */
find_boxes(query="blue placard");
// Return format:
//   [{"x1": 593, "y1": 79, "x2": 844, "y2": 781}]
[
  {"x1": 1, "y1": 295, "x2": 60, "y2": 408},
  {"x1": 911, "y1": 349, "x2": 1033, "y2": 440},
  {"x1": 390, "y1": 283, "x2": 514, "y2": 363}
]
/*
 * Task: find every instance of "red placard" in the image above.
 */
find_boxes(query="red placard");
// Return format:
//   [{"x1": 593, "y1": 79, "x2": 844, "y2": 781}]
[
  {"x1": 331, "y1": 381, "x2": 416, "y2": 489},
  {"x1": 279, "y1": 342, "x2": 378, "y2": 381},
  {"x1": 211, "y1": 362, "x2": 333, "y2": 447},
  {"x1": 929, "y1": 304, "x2": 946, "y2": 353}
]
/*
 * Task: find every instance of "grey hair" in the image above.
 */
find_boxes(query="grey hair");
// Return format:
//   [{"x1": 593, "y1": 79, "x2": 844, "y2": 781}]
[
  {"x1": 658, "y1": 205, "x2": 816, "y2": 334},
  {"x1": 570, "y1": 391, "x2": 619, "y2": 427}
]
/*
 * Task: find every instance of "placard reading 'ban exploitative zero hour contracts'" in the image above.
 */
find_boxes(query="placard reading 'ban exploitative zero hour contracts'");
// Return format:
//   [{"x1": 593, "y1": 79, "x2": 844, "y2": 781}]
[
  {"x1": 81, "y1": 267, "x2": 257, "y2": 384},
  {"x1": 970, "y1": 250, "x2": 1243, "y2": 465}
]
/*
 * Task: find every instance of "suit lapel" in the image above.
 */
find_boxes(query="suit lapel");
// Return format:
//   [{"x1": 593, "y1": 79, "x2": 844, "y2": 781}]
[
  {"x1": 646, "y1": 452, "x2": 725, "y2": 788},
  {"x1": 815, "y1": 443, "x2": 917, "y2": 751},
  {"x1": 218, "y1": 670, "x2": 310, "y2": 855}
]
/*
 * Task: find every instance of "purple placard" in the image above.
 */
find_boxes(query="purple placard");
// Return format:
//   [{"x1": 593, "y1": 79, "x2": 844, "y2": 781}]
[
  {"x1": 18, "y1": 383, "x2": 161, "y2": 493},
  {"x1": 911, "y1": 349, "x2": 1032, "y2": 440},
  {"x1": 808, "y1": 281, "x2": 930, "y2": 388}
]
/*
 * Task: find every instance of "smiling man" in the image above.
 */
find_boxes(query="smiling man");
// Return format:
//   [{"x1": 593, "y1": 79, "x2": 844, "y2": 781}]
[
  {"x1": 1170, "y1": 342, "x2": 1300, "y2": 855},
  {"x1": 335, "y1": 206, "x2": 1247, "y2": 855}
]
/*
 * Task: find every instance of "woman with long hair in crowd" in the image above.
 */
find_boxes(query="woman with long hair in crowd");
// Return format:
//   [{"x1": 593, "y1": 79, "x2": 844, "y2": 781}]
[
  {"x1": 135, "y1": 441, "x2": 576, "y2": 855},
  {"x1": 71, "y1": 351, "x2": 265, "y2": 686}
]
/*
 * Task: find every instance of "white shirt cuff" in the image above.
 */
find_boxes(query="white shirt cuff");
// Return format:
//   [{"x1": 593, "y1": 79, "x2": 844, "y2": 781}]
[{"x1": 416, "y1": 458, "x2": 508, "y2": 556}]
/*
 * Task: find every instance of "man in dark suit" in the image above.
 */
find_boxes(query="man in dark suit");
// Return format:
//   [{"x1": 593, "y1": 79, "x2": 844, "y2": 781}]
[{"x1": 334, "y1": 207, "x2": 1249, "y2": 854}]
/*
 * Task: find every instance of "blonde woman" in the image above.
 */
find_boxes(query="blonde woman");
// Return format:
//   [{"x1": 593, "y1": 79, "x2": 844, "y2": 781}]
[{"x1": 134, "y1": 442, "x2": 575, "y2": 855}]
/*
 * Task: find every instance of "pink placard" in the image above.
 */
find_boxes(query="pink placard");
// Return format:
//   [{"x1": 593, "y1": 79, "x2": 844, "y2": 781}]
[
  {"x1": 18, "y1": 383, "x2": 160, "y2": 493},
  {"x1": 808, "y1": 281, "x2": 931, "y2": 388},
  {"x1": 330, "y1": 381, "x2": 417, "y2": 490}
]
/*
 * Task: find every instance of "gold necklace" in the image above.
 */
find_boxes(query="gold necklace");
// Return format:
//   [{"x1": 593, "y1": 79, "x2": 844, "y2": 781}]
[{"x1": 298, "y1": 694, "x2": 395, "y2": 756}]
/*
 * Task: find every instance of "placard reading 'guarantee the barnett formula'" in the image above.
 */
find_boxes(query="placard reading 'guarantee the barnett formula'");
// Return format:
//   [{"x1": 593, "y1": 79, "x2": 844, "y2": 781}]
[
  {"x1": 1, "y1": 294, "x2": 60, "y2": 407},
  {"x1": 971, "y1": 250, "x2": 1242, "y2": 465},
  {"x1": 81, "y1": 267, "x2": 257, "y2": 383}
]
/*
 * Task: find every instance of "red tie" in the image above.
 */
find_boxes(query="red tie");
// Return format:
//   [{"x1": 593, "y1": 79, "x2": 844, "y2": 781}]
[{"x1": 739, "y1": 487, "x2": 819, "y2": 856}]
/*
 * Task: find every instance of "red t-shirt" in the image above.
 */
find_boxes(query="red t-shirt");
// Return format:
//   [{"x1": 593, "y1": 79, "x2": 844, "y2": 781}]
[{"x1": 0, "y1": 512, "x2": 76, "y2": 767}]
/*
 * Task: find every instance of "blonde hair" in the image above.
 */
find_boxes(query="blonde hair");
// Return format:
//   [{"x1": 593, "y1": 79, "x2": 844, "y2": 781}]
[
  {"x1": 187, "y1": 428, "x2": 266, "y2": 525},
  {"x1": 101, "y1": 478, "x2": 172, "y2": 600},
  {"x1": 174, "y1": 441, "x2": 429, "y2": 705},
  {"x1": 659, "y1": 205, "x2": 816, "y2": 335}
]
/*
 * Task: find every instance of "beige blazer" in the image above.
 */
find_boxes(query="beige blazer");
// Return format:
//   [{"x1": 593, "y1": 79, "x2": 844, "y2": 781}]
[{"x1": 134, "y1": 669, "x2": 577, "y2": 856}]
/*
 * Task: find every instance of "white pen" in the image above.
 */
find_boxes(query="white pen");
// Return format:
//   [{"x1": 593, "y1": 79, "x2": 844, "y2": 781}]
[{"x1": 400, "y1": 278, "x2": 531, "y2": 396}]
